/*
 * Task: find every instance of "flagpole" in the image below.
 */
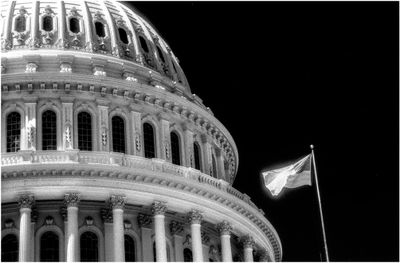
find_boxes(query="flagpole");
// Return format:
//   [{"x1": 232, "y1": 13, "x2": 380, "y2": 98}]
[{"x1": 310, "y1": 145, "x2": 330, "y2": 262}]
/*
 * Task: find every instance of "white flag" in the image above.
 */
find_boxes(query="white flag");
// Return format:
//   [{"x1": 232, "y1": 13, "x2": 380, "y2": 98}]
[{"x1": 262, "y1": 154, "x2": 312, "y2": 196}]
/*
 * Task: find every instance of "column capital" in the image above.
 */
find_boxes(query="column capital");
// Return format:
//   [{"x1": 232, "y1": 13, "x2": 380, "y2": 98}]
[
  {"x1": 18, "y1": 194, "x2": 35, "y2": 209},
  {"x1": 64, "y1": 193, "x2": 80, "y2": 207},
  {"x1": 137, "y1": 213, "x2": 152, "y2": 228},
  {"x1": 110, "y1": 195, "x2": 126, "y2": 210},
  {"x1": 170, "y1": 220, "x2": 184, "y2": 235},
  {"x1": 187, "y1": 209, "x2": 203, "y2": 224},
  {"x1": 242, "y1": 234, "x2": 255, "y2": 249},
  {"x1": 152, "y1": 201, "x2": 167, "y2": 215},
  {"x1": 216, "y1": 220, "x2": 233, "y2": 236}
]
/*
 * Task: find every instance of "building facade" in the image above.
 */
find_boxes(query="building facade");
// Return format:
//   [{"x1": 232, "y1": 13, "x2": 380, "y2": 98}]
[{"x1": 1, "y1": 0, "x2": 282, "y2": 261}]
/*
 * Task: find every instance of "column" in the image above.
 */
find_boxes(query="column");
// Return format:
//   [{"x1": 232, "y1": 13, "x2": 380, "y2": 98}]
[
  {"x1": 110, "y1": 195, "x2": 126, "y2": 262},
  {"x1": 57, "y1": 1, "x2": 66, "y2": 48},
  {"x1": 64, "y1": 193, "x2": 80, "y2": 262},
  {"x1": 184, "y1": 128, "x2": 194, "y2": 168},
  {"x1": 97, "y1": 103, "x2": 109, "y2": 151},
  {"x1": 25, "y1": 102, "x2": 37, "y2": 150},
  {"x1": 242, "y1": 235, "x2": 255, "y2": 262},
  {"x1": 31, "y1": 0, "x2": 39, "y2": 46},
  {"x1": 30, "y1": 209, "x2": 38, "y2": 261},
  {"x1": 130, "y1": 110, "x2": 143, "y2": 156},
  {"x1": 170, "y1": 221, "x2": 184, "y2": 262},
  {"x1": 60, "y1": 207, "x2": 68, "y2": 262},
  {"x1": 81, "y1": 1, "x2": 94, "y2": 51},
  {"x1": 160, "y1": 119, "x2": 171, "y2": 161},
  {"x1": 18, "y1": 194, "x2": 34, "y2": 262},
  {"x1": 137, "y1": 213, "x2": 153, "y2": 262},
  {"x1": 152, "y1": 201, "x2": 167, "y2": 262},
  {"x1": 101, "y1": 208, "x2": 114, "y2": 262},
  {"x1": 217, "y1": 221, "x2": 233, "y2": 262},
  {"x1": 187, "y1": 209, "x2": 203, "y2": 262},
  {"x1": 61, "y1": 100, "x2": 74, "y2": 150}
]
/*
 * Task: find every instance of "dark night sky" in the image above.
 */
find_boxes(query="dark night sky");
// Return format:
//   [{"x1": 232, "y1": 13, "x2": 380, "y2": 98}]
[{"x1": 126, "y1": 2, "x2": 399, "y2": 261}]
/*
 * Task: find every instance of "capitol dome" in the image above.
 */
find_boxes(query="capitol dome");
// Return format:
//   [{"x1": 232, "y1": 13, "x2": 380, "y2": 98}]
[{"x1": 1, "y1": 0, "x2": 281, "y2": 262}]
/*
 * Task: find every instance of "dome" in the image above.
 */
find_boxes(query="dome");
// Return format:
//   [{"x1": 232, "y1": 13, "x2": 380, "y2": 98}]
[{"x1": 1, "y1": 1, "x2": 282, "y2": 262}]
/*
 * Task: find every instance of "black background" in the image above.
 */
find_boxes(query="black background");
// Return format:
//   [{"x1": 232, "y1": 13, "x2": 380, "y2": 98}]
[{"x1": 126, "y1": 2, "x2": 399, "y2": 261}]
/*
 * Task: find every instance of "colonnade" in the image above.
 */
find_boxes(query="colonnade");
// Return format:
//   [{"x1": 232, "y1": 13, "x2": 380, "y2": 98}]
[{"x1": 15, "y1": 194, "x2": 268, "y2": 262}]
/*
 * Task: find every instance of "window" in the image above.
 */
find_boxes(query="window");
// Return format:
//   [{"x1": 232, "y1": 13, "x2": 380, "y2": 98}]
[
  {"x1": 143, "y1": 123, "x2": 155, "y2": 158},
  {"x1": 15, "y1": 16, "x2": 26, "y2": 32},
  {"x1": 40, "y1": 232, "x2": 59, "y2": 262},
  {"x1": 112, "y1": 116, "x2": 125, "y2": 153},
  {"x1": 118, "y1": 28, "x2": 129, "y2": 44},
  {"x1": 42, "y1": 110, "x2": 57, "y2": 150},
  {"x1": 80, "y1": 232, "x2": 98, "y2": 262},
  {"x1": 125, "y1": 235, "x2": 135, "y2": 262},
  {"x1": 43, "y1": 16, "x2": 53, "y2": 31},
  {"x1": 184, "y1": 248, "x2": 193, "y2": 262},
  {"x1": 212, "y1": 154, "x2": 217, "y2": 178},
  {"x1": 1, "y1": 234, "x2": 18, "y2": 262},
  {"x1": 193, "y1": 142, "x2": 201, "y2": 171},
  {"x1": 170, "y1": 132, "x2": 180, "y2": 165},
  {"x1": 6, "y1": 112, "x2": 21, "y2": 152},
  {"x1": 95, "y1": 22, "x2": 105, "y2": 37},
  {"x1": 156, "y1": 46, "x2": 165, "y2": 63},
  {"x1": 139, "y1": 36, "x2": 149, "y2": 53},
  {"x1": 78, "y1": 112, "x2": 92, "y2": 151},
  {"x1": 69, "y1": 17, "x2": 80, "y2": 33}
]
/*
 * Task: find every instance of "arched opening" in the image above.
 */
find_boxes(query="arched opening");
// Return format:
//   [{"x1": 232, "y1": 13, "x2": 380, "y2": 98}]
[
  {"x1": 212, "y1": 154, "x2": 217, "y2": 178},
  {"x1": 1, "y1": 234, "x2": 18, "y2": 262},
  {"x1": 193, "y1": 142, "x2": 201, "y2": 171},
  {"x1": 118, "y1": 28, "x2": 129, "y2": 44},
  {"x1": 156, "y1": 46, "x2": 165, "y2": 63},
  {"x1": 170, "y1": 131, "x2": 180, "y2": 165},
  {"x1": 124, "y1": 235, "x2": 135, "y2": 262},
  {"x1": 112, "y1": 116, "x2": 126, "y2": 153},
  {"x1": 69, "y1": 17, "x2": 80, "y2": 33},
  {"x1": 143, "y1": 123, "x2": 155, "y2": 158},
  {"x1": 15, "y1": 16, "x2": 26, "y2": 32},
  {"x1": 42, "y1": 110, "x2": 57, "y2": 150},
  {"x1": 95, "y1": 21, "x2": 105, "y2": 37},
  {"x1": 78, "y1": 112, "x2": 92, "y2": 151},
  {"x1": 184, "y1": 248, "x2": 193, "y2": 262},
  {"x1": 40, "y1": 231, "x2": 59, "y2": 262},
  {"x1": 6, "y1": 112, "x2": 21, "y2": 152},
  {"x1": 43, "y1": 16, "x2": 53, "y2": 31},
  {"x1": 139, "y1": 36, "x2": 149, "y2": 53},
  {"x1": 80, "y1": 231, "x2": 98, "y2": 262}
]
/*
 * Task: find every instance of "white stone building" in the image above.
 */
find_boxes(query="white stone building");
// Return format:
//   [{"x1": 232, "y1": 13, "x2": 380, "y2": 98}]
[{"x1": 0, "y1": 0, "x2": 282, "y2": 261}]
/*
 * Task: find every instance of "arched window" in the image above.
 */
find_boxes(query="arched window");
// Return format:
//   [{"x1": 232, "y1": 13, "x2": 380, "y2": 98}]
[
  {"x1": 40, "y1": 231, "x2": 59, "y2": 262},
  {"x1": 170, "y1": 132, "x2": 180, "y2": 165},
  {"x1": 78, "y1": 112, "x2": 92, "y2": 151},
  {"x1": 184, "y1": 248, "x2": 193, "y2": 262},
  {"x1": 69, "y1": 17, "x2": 80, "y2": 33},
  {"x1": 143, "y1": 123, "x2": 155, "y2": 158},
  {"x1": 1, "y1": 234, "x2": 18, "y2": 262},
  {"x1": 118, "y1": 28, "x2": 129, "y2": 44},
  {"x1": 193, "y1": 142, "x2": 201, "y2": 171},
  {"x1": 139, "y1": 36, "x2": 149, "y2": 53},
  {"x1": 43, "y1": 16, "x2": 53, "y2": 31},
  {"x1": 156, "y1": 46, "x2": 165, "y2": 63},
  {"x1": 80, "y1": 232, "x2": 98, "y2": 262},
  {"x1": 95, "y1": 22, "x2": 105, "y2": 37},
  {"x1": 6, "y1": 112, "x2": 21, "y2": 152},
  {"x1": 42, "y1": 110, "x2": 57, "y2": 150},
  {"x1": 112, "y1": 116, "x2": 126, "y2": 153},
  {"x1": 15, "y1": 16, "x2": 26, "y2": 32},
  {"x1": 211, "y1": 154, "x2": 217, "y2": 178},
  {"x1": 125, "y1": 235, "x2": 135, "y2": 262}
]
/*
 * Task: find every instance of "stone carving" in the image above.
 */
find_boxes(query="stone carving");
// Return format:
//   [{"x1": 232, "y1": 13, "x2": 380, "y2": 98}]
[
  {"x1": 201, "y1": 231, "x2": 210, "y2": 244},
  {"x1": 18, "y1": 194, "x2": 35, "y2": 209},
  {"x1": 242, "y1": 234, "x2": 255, "y2": 249},
  {"x1": 151, "y1": 201, "x2": 167, "y2": 215},
  {"x1": 137, "y1": 213, "x2": 152, "y2": 228},
  {"x1": 216, "y1": 220, "x2": 233, "y2": 235},
  {"x1": 60, "y1": 62, "x2": 72, "y2": 73},
  {"x1": 183, "y1": 234, "x2": 192, "y2": 246},
  {"x1": 124, "y1": 220, "x2": 132, "y2": 229},
  {"x1": 164, "y1": 140, "x2": 170, "y2": 160},
  {"x1": 60, "y1": 206, "x2": 68, "y2": 221},
  {"x1": 123, "y1": 72, "x2": 138, "y2": 82},
  {"x1": 25, "y1": 62, "x2": 38, "y2": 73},
  {"x1": 45, "y1": 216, "x2": 54, "y2": 225},
  {"x1": 101, "y1": 129, "x2": 107, "y2": 146},
  {"x1": 93, "y1": 66, "x2": 106, "y2": 76},
  {"x1": 101, "y1": 207, "x2": 113, "y2": 223},
  {"x1": 69, "y1": 7, "x2": 79, "y2": 17},
  {"x1": 109, "y1": 195, "x2": 126, "y2": 209},
  {"x1": 135, "y1": 134, "x2": 141, "y2": 152},
  {"x1": 64, "y1": 193, "x2": 80, "y2": 207},
  {"x1": 65, "y1": 125, "x2": 72, "y2": 148},
  {"x1": 4, "y1": 219, "x2": 14, "y2": 228},
  {"x1": 1, "y1": 39, "x2": 12, "y2": 50},
  {"x1": 85, "y1": 216, "x2": 94, "y2": 225},
  {"x1": 27, "y1": 37, "x2": 42, "y2": 49},
  {"x1": 27, "y1": 126, "x2": 36, "y2": 146},
  {"x1": 1, "y1": 64, "x2": 5, "y2": 74},
  {"x1": 187, "y1": 209, "x2": 203, "y2": 224},
  {"x1": 169, "y1": 220, "x2": 184, "y2": 235}
]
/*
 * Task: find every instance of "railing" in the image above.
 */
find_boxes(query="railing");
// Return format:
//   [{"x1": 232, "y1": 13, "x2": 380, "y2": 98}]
[{"x1": 1, "y1": 150, "x2": 255, "y2": 209}]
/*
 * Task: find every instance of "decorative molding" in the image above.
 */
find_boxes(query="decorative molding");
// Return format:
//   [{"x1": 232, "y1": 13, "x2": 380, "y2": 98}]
[
  {"x1": 137, "y1": 213, "x2": 152, "y2": 228},
  {"x1": 169, "y1": 220, "x2": 184, "y2": 235},
  {"x1": 101, "y1": 207, "x2": 113, "y2": 223}
]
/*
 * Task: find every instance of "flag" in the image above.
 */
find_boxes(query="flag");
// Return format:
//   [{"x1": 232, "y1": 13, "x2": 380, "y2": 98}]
[{"x1": 262, "y1": 154, "x2": 312, "y2": 196}]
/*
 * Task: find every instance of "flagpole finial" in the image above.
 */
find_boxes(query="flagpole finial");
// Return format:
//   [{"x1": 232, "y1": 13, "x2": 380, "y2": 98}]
[{"x1": 310, "y1": 144, "x2": 314, "y2": 150}]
